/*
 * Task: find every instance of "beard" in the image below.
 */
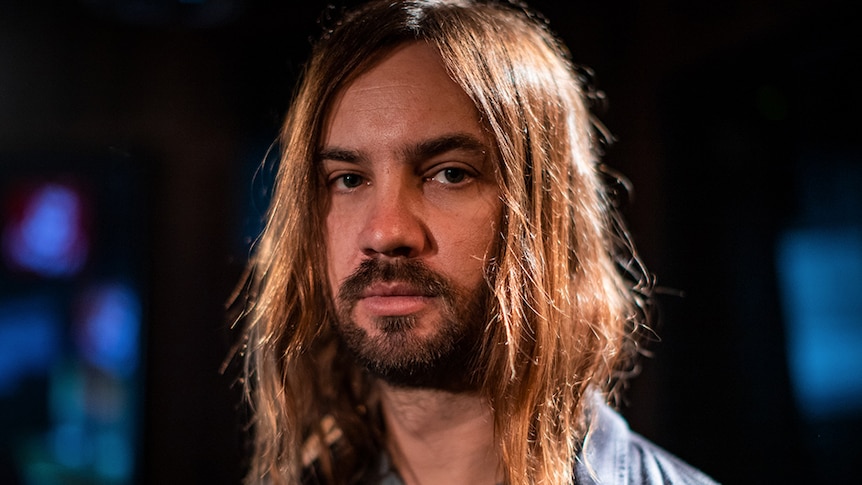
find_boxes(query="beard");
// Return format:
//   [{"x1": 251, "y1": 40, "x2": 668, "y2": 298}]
[{"x1": 333, "y1": 259, "x2": 489, "y2": 392}]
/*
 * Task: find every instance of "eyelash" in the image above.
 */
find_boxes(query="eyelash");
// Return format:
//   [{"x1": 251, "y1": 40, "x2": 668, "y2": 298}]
[
  {"x1": 426, "y1": 167, "x2": 472, "y2": 185},
  {"x1": 328, "y1": 166, "x2": 476, "y2": 192},
  {"x1": 331, "y1": 173, "x2": 366, "y2": 190}
]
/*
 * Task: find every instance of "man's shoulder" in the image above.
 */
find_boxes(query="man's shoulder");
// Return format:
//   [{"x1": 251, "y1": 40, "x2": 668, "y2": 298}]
[{"x1": 575, "y1": 394, "x2": 719, "y2": 485}]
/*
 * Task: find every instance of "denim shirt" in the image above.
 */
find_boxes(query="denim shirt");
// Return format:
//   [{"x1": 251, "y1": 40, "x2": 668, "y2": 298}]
[{"x1": 573, "y1": 393, "x2": 718, "y2": 484}]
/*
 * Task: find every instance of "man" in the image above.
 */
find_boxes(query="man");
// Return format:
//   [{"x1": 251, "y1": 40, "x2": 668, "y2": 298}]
[{"x1": 237, "y1": 1, "x2": 717, "y2": 484}]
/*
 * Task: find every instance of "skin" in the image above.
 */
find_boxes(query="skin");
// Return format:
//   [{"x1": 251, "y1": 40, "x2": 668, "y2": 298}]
[{"x1": 321, "y1": 42, "x2": 503, "y2": 485}]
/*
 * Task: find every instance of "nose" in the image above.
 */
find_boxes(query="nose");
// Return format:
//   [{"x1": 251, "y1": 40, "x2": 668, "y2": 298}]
[{"x1": 359, "y1": 183, "x2": 428, "y2": 259}]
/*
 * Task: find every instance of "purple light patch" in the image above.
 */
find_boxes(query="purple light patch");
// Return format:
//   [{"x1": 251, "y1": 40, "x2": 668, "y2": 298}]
[{"x1": 2, "y1": 182, "x2": 90, "y2": 277}]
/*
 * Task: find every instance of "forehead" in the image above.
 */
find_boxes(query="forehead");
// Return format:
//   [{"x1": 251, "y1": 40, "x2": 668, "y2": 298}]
[{"x1": 321, "y1": 42, "x2": 486, "y2": 151}]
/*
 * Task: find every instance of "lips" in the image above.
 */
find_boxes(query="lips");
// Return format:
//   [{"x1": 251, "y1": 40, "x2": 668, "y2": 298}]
[
  {"x1": 359, "y1": 282, "x2": 434, "y2": 316},
  {"x1": 361, "y1": 281, "x2": 431, "y2": 298},
  {"x1": 337, "y1": 259, "x2": 450, "y2": 320}
]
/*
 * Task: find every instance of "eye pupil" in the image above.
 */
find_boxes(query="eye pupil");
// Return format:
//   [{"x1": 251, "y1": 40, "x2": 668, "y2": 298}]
[
  {"x1": 444, "y1": 168, "x2": 465, "y2": 183},
  {"x1": 342, "y1": 174, "x2": 362, "y2": 188}
]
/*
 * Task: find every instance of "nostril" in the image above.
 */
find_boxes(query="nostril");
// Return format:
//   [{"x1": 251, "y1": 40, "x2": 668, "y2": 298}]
[
  {"x1": 361, "y1": 245, "x2": 413, "y2": 258},
  {"x1": 386, "y1": 246, "x2": 413, "y2": 258}
]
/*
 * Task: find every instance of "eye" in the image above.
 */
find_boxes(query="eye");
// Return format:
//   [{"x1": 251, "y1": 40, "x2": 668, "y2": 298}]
[
  {"x1": 332, "y1": 173, "x2": 365, "y2": 190},
  {"x1": 429, "y1": 167, "x2": 470, "y2": 185}
]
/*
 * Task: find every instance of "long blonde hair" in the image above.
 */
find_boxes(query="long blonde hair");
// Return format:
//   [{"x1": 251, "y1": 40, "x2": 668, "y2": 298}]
[{"x1": 237, "y1": 1, "x2": 652, "y2": 483}]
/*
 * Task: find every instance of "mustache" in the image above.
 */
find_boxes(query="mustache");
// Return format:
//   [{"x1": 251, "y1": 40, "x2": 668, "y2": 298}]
[{"x1": 337, "y1": 259, "x2": 453, "y2": 307}]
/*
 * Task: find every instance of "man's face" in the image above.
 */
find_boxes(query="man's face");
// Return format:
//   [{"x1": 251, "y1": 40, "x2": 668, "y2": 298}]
[{"x1": 321, "y1": 42, "x2": 502, "y2": 389}]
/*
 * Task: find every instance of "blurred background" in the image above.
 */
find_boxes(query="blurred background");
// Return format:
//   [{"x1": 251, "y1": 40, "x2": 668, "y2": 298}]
[{"x1": 1, "y1": 0, "x2": 859, "y2": 483}]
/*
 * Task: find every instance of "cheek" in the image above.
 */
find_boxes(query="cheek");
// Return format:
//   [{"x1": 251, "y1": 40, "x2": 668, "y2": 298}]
[
  {"x1": 441, "y1": 202, "x2": 501, "y2": 284},
  {"x1": 467, "y1": 195, "x2": 502, "y2": 251},
  {"x1": 325, "y1": 215, "x2": 351, "y2": 291}
]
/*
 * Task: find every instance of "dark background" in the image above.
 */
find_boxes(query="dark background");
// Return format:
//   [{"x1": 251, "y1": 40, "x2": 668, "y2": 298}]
[{"x1": 2, "y1": 0, "x2": 860, "y2": 483}]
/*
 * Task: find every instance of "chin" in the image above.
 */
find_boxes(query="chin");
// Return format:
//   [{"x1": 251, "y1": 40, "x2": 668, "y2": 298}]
[{"x1": 336, "y1": 315, "x2": 482, "y2": 392}]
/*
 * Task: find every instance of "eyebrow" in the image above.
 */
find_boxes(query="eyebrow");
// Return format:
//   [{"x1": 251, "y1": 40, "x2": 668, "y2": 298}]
[
  {"x1": 318, "y1": 132, "x2": 489, "y2": 165},
  {"x1": 404, "y1": 133, "x2": 489, "y2": 163}
]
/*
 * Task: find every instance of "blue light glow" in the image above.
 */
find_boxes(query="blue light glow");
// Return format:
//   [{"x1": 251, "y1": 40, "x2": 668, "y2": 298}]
[
  {"x1": 1, "y1": 161, "x2": 145, "y2": 485},
  {"x1": 0, "y1": 298, "x2": 61, "y2": 395},
  {"x1": 52, "y1": 422, "x2": 90, "y2": 469},
  {"x1": 776, "y1": 227, "x2": 862, "y2": 419},
  {"x1": 94, "y1": 428, "x2": 134, "y2": 479},
  {"x1": 74, "y1": 283, "x2": 142, "y2": 378}
]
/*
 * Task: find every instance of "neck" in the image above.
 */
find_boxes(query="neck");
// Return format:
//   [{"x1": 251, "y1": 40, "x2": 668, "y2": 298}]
[{"x1": 379, "y1": 382, "x2": 501, "y2": 485}]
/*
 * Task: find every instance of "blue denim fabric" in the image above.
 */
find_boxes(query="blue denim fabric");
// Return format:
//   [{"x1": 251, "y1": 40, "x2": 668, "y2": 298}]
[{"x1": 574, "y1": 392, "x2": 718, "y2": 484}]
